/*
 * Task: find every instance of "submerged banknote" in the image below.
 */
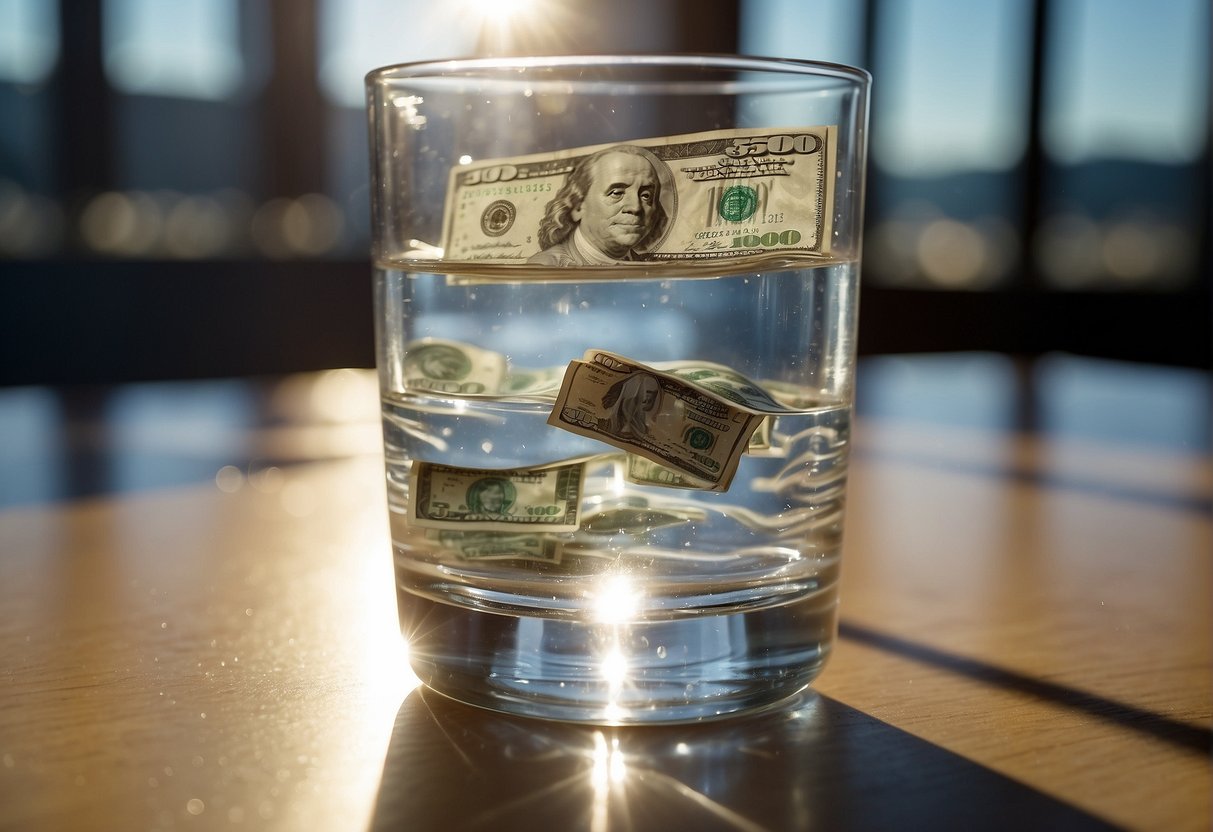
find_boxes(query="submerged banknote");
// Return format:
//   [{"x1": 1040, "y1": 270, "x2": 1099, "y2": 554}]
[
  {"x1": 427, "y1": 529, "x2": 562, "y2": 563},
  {"x1": 622, "y1": 417, "x2": 765, "y2": 487},
  {"x1": 402, "y1": 338, "x2": 566, "y2": 399},
  {"x1": 402, "y1": 337, "x2": 507, "y2": 395},
  {"x1": 655, "y1": 359, "x2": 806, "y2": 415},
  {"x1": 624, "y1": 454, "x2": 710, "y2": 490},
  {"x1": 548, "y1": 351, "x2": 766, "y2": 491},
  {"x1": 400, "y1": 339, "x2": 808, "y2": 425},
  {"x1": 409, "y1": 459, "x2": 585, "y2": 531},
  {"x1": 441, "y1": 126, "x2": 837, "y2": 265},
  {"x1": 498, "y1": 364, "x2": 568, "y2": 398}
]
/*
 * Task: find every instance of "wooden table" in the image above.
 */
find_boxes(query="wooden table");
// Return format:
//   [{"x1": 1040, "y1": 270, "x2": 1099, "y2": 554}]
[{"x1": 1, "y1": 355, "x2": 1209, "y2": 831}]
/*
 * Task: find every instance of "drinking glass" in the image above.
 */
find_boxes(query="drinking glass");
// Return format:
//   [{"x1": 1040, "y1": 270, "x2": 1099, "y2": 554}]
[{"x1": 366, "y1": 55, "x2": 870, "y2": 724}]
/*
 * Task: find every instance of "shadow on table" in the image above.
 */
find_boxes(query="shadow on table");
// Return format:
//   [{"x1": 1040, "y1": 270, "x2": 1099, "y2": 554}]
[{"x1": 369, "y1": 687, "x2": 1117, "y2": 832}]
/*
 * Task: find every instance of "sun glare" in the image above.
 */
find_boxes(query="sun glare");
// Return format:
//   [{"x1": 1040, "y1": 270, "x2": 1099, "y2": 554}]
[
  {"x1": 592, "y1": 575, "x2": 641, "y2": 625},
  {"x1": 462, "y1": 0, "x2": 537, "y2": 24}
]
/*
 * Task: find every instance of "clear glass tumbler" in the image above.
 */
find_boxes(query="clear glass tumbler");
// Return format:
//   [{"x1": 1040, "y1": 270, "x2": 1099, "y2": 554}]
[{"x1": 366, "y1": 55, "x2": 870, "y2": 724}]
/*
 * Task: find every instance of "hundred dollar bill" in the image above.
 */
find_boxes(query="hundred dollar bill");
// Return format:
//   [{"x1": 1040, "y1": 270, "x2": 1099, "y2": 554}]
[
  {"x1": 748, "y1": 418, "x2": 773, "y2": 453},
  {"x1": 624, "y1": 454, "x2": 709, "y2": 490},
  {"x1": 499, "y1": 364, "x2": 568, "y2": 398},
  {"x1": 408, "y1": 459, "x2": 585, "y2": 531},
  {"x1": 427, "y1": 529, "x2": 562, "y2": 563},
  {"x1": 403, "y1": 338, "x2": 507, "y2": 395},
  {"x1": 655, "y1": 359, "x2": 803, "y2": 414},
  {"x1": 547, "y1": 351, "x2": 766, "y2": 491},
  {"x1": 624, "y1": 418, "x2": 768, "y2": 486},
  {"x1": 441, "y1": 126, "x2": 837, "y2": 266},
  {"x1": 396, "y1": 340, "x2": 566, "y2": 401}
]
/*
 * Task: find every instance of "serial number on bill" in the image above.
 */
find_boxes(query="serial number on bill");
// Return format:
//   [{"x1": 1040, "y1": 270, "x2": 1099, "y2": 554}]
[{"x1": 460, "y1": 183, "x2": 554, "y2": 199}]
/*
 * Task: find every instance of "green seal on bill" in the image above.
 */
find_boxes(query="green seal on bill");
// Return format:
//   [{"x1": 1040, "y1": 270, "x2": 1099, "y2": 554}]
[{"x1": 717, "y1": 185, "x2": 758, "y2": 223}]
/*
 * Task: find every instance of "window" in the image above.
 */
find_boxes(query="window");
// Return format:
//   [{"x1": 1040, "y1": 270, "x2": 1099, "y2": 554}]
[
  {"x1": 865, "y1": 0, "x2": 1033, "y2": 289},
  {"x1": 0, "y1": 0, "x2": 58, "y2": 85},
  {"x1": 0, "y1": 0, "x2": 1208, "y2": 385},
  {"x1": 0, "y1": 0, "x2": 61, "y2": 254},
  {"x1": 317, "y1": 0, "x2": 478, "y2": 109},
  {"x1": 103, "y1": 0, "x2": 248, "y2": 100},
  {"x1": 1037, "y1": 0, "x2": 1208, "y2": 289},
  {"x1": 740, "y1": 0, "x2": 866, "y2": 68},
  {"x1": 1043, "y1": 0, "x2": 1206, "y2": 166}
]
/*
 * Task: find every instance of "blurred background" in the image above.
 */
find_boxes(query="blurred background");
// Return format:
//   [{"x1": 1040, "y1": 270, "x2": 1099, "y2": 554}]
[{"x1": 0, "y1": 0, "x2": 1209, "y2": 385}]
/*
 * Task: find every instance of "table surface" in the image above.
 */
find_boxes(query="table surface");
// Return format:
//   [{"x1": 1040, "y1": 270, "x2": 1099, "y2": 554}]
[{"x1": 1, "y1": 354, "x2": 1209, "y2": 831}]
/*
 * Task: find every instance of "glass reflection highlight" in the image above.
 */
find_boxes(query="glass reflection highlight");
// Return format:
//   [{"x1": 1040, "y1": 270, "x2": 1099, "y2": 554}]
[
  {"x1": 592, "y1": 575, "x2": 641, "y2": 625},
  {"x1": 590, "y1": 732, "x2": 627, "y2": 832},
  {"x1": 599, "y1": 648, "x2": 628, "y2": 691},
  {"x1": 372, "y1": 686, "x2": 827, "y2": 831}
]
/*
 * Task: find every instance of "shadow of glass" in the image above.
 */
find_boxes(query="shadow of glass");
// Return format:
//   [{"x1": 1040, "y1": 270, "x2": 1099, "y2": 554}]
[{"x1": 369, "y1": 686, "x2": 1117, "y2": 831}]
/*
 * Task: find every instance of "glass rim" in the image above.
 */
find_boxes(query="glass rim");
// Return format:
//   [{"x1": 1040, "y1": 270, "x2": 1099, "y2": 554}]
[{"x1": 364, "y1": 53, "x2": 871, "y2": 89}]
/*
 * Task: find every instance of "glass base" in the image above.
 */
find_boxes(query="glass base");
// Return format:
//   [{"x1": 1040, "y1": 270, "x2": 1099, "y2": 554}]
[{"x1": 398, "y1": 590, "x2": 837, "y2": 725}]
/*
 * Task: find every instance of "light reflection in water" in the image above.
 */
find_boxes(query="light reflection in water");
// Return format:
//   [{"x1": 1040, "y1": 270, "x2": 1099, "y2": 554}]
[
  {"x1": 599, "y1": 648, "x2": 628, "y2": 692},
  {"x1": 592, "y1": 574, "x2": 641, "y2": 624},
  {"x1": 600, "y1": 640, "x2": 629, "y2": 724},
  {"x1": 591, "y1": 575, "x2": 641, "y2": 724}
]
